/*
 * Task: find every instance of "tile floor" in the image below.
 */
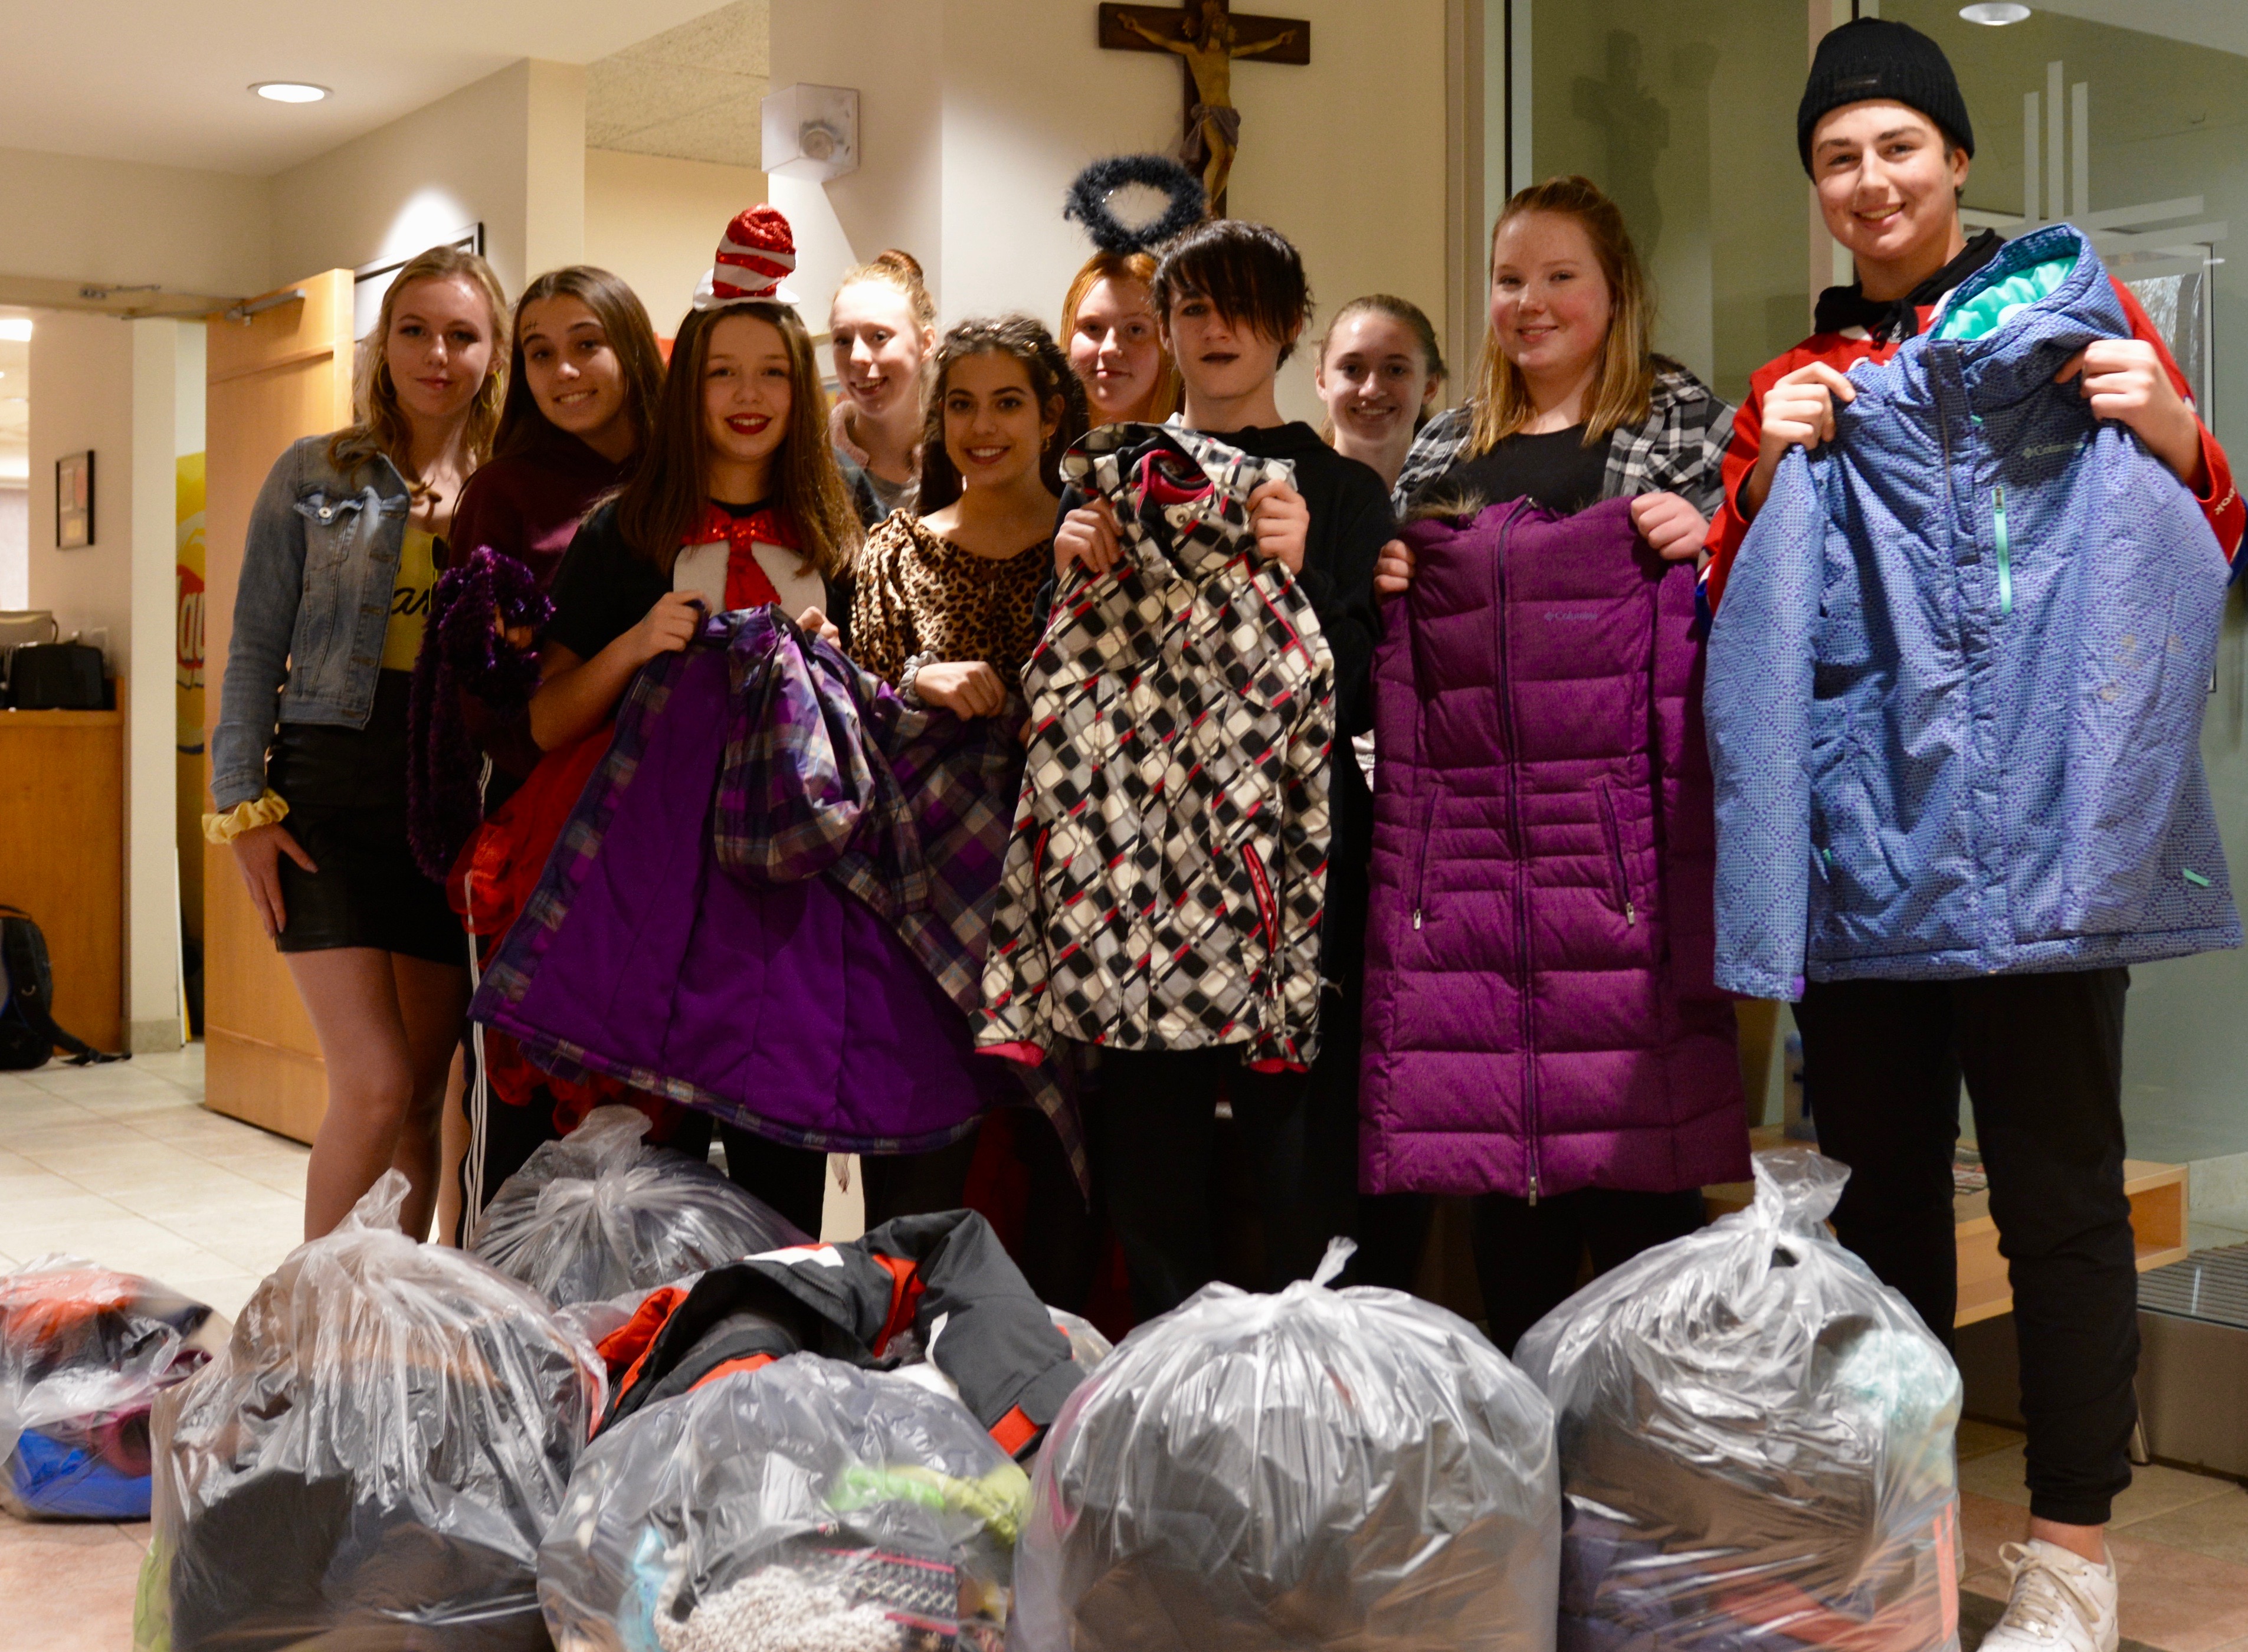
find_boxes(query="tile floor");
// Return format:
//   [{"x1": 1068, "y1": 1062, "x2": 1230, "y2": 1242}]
[{"x1": 7, "y1": 1050, "x2": 2248, "y2": 1648}]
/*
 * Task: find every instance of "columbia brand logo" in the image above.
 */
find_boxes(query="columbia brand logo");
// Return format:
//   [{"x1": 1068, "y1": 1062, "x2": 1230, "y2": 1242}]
[
  {"x1": 1543, "y1": 611, "x2": 1595, "y2": 622},
  {"x1": 2020, "y1": 438, "x2": 2088, "y2": 460},
  {"x1": 1835, "y1": 73, "x2": 1883, "y2": 92}
]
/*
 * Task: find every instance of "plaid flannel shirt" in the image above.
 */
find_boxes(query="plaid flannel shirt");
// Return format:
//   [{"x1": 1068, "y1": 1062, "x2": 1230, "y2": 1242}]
[
  {"x1": 1390, "y1": 358, "x2": 1736, "y2": 519},
  {"x1": 977, "y1": 425, "x2": 1337, "y2": 1070}
]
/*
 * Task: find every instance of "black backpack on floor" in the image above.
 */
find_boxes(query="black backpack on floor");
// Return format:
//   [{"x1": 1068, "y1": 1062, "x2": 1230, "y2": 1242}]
[{"x1": 0, "y1": 907, "x2": 127, "y2": 1069}]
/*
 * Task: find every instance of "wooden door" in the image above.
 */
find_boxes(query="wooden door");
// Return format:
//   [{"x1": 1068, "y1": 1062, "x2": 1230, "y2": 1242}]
[{"x1": 202, "y1": 271, "x2": 355, "y2": 1143}]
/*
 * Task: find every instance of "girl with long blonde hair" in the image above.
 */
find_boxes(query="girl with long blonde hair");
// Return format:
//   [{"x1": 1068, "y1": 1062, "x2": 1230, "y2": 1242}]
[{"x1": 208, "y1": 242, "x2": 509, "y2": 1240}]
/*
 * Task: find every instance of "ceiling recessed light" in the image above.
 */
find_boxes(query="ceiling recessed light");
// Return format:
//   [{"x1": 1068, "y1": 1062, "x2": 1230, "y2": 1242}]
[
  {"x1": 1960, "y1": 3, "x2": 2031, "y2": 22},
  {"x1": 0, "y1": 319, "x2": 31, "y2": 342},
  {"x1": 251, "y1": 81, "x2": 330, "y2": 103}
]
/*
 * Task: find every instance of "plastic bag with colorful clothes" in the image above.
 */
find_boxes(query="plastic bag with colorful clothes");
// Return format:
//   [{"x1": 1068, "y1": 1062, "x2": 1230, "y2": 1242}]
[
  {"x1": 539, "y1": 1353, "x2": 1030, "y2": 1652},
  {"x1": 1515, "y1": 1149, "x2": 1964, "y2": 1652},
  {"x1": 0, "y1": 1257, "x2": 222, "y2": 1520}
]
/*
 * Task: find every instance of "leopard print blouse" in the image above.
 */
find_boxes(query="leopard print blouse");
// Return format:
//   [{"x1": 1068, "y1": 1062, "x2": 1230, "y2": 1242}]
[{"x1": 848, "y1": 509, "x2": 1054, "y2": 695}]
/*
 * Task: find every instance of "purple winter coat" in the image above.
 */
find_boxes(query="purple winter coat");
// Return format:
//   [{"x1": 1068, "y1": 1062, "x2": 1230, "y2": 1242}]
[
  {"x1": 1359, "y1": 495, "x2": 1747, "y2": 1201},
  {"x1": 471, "y1": 616, "x2": 1020, "y2": 1154}
]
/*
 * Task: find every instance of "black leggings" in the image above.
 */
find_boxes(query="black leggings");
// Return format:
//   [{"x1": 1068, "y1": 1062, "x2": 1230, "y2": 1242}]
[
  {"x1": 1794, "y1": 968, "x2": 2137, "y2": 1528},
  {"x1": 1093, "y1": 1045, "x2": 1335, "y2": 1320},
  {"x1": 1470, "y1": 1186, "x2": 1708, "y2": 1358}
]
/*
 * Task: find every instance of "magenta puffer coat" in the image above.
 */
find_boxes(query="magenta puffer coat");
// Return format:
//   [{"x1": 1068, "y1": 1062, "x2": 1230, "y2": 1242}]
[{"x1": 1359, "y1": 495, "x2": 1748, "y2": 1201}]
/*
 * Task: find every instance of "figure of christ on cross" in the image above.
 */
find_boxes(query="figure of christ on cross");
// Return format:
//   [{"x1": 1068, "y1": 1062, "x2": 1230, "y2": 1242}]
[{"x1": 1099, "y1": 0, "x2": 1310, "y2": 214}]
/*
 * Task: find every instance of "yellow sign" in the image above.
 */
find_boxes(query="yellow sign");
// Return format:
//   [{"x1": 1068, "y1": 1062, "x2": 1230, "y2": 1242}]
[{"x1": 176, "y1": 451, "x2": 205, "y2": 754}]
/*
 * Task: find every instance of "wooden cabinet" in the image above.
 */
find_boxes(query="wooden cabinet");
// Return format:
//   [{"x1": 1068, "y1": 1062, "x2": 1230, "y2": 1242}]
[{"x1": 0, "y1": 709, "x2": 124, "y2": 1051}]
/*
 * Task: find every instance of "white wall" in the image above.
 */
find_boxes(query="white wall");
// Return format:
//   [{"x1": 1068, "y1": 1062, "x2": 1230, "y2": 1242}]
[
  {"x1": 585, "y1": 149, "x2": 771, "y2": 333},
  {"x1": 268, "y1": 59, "x2": 587, "y2": 301},
  {"x1": 767, "y1": 0, "x2": 1451, "y2": 421},
  {"x1": 0, "y1": 148, "x2": 272, "y2": 300},
  {"x1": 0, "y1": 486, "x2": 25, "y2": 608},
  {"x1": 27, "y1": 312, "x2": 190, "y2": 1048}
]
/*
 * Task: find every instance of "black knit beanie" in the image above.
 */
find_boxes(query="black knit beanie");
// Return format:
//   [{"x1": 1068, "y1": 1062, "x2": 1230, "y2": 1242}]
[{"x1": 1798, "y1": 18, "x2": 1974, "y2": 174}]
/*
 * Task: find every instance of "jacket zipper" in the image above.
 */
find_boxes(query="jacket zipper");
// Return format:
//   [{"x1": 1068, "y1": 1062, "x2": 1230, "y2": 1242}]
[
  {"x1": 1241, "y1": 840, "x2": 1281, "y2": 958},
  {"x1": 1596, "y1": 781, "x2": 1637, "y2": 927},
  {"x1": 1494, "y1": 508, "x2": 1539, "y2": 1205},
  {"x1": 1410, "y1": 782, "x2": 1440, "y2": 930},
  {"x1": 1993, "y1": 484, "x2": 2013, "y2": 616}
]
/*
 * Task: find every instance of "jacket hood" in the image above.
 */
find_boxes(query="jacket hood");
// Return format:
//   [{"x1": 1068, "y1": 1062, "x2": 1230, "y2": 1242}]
[
  {"x1": 1061, "y1": 422, "x2": 1300, "y2": 584},
  {"x1": 1921, "y1": 222, "x2": 2126, "y2": 409}
]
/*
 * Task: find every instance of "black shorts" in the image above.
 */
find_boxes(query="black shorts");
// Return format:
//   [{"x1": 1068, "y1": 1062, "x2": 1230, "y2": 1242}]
[{"x1": 272, "y1": 802, "x2": 465, "y2": 965}]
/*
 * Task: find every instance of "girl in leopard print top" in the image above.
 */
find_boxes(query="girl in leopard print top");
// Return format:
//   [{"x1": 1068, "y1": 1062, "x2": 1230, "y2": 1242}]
[{"x1": 850, "y1": 316, "x2": 1088, "y2": 710}]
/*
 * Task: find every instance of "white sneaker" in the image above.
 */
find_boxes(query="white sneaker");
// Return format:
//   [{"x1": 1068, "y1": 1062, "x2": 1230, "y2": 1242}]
[{"x1": 1978, "y1": 1539, "x2": 2120, "y2": 1652}]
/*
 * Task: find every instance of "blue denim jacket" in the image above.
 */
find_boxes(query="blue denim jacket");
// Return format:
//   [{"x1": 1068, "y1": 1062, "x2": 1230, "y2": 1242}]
[
  {"x1": 1706, "y1": 225, "x2": 2240, "y2": 998},
  {"x1": 210, "y1": 435, "x2": 414, "y2": 809}
]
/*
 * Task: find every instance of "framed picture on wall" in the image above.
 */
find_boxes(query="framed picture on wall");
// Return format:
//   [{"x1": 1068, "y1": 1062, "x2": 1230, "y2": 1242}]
[{"x1": 56, "y1": 450, "x2": 93, "y2": 549}]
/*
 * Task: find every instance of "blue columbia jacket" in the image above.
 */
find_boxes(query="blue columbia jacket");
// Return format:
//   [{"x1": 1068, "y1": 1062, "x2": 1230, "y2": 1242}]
[{"x1": 1707, "y1": 225, "x2": 2240, "y2": 999}]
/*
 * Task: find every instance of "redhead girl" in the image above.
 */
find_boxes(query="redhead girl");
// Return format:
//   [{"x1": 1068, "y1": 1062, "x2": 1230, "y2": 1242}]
[
  {"x1": 828, "y1": 249, "x2": 938, "y2": 526},
  {"x1": 1059, "y1": 250, "x2": 1180, "y2": 429},
  {"x1": 209, "y1": 244, "x2": 508, "y2": 1240}
]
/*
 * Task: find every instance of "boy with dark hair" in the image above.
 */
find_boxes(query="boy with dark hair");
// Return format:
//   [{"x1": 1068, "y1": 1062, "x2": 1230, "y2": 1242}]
[
  {"x1": 1707, "y1": 21, "x2": 2242, "y2": 1652},
  {"x1": 1056, "y1": 217, "x2": 1391, "y2": 1318}
]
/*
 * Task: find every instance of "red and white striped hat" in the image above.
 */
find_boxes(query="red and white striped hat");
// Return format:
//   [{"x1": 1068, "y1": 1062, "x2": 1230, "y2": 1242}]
[{"x1": 692, "y1": 204, "x2": 800, "y2": 310}]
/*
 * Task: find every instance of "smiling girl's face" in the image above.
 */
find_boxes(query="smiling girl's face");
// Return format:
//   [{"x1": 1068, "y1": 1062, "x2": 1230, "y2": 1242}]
[
  {"x1": 1487, "y1": 210, "x2": 1612, "y2": 389},
  {"x1": 828, "y1": 280, "x2": 929, "y2": 423},
  {"x1": 1316, "y1": 309, "x2": 1439, "y2": 453},
  {"x1": 384, "y1": 276, "x2": 496, "y2": 424},
  {"x1": 702, "y1": 312, "x2": 794, "y2": 471},
  {"x1": 517, "y1": 294, "x2": 628, "y2": 447},
  {"x1": 941, "y1": 350, "x2": 1056, "y2": 494}
]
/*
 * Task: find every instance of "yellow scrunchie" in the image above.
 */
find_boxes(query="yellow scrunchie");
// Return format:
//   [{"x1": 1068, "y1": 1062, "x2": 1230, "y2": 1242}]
[{"x1": 202, "y1": 789, "x2": 290, "y2": 845}]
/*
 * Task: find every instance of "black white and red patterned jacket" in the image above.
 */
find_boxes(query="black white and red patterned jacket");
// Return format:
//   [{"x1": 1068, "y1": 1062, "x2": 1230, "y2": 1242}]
[{"x1": 975, "y1": 424, "x2": 1336, "y2": 1071}]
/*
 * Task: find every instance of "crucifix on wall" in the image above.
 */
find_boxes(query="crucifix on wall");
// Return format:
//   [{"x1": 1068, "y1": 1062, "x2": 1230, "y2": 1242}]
[{"x1": 1099, "y1": 0, "x2": 1311, "y2": 216}]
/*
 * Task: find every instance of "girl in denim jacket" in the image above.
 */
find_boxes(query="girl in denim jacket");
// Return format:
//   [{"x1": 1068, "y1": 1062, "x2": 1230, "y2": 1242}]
[{"x1": 207, "y1": 244, "x2": 509, "y2": 1241}]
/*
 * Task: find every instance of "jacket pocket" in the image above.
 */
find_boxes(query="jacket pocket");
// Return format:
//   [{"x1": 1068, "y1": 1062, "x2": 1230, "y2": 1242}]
[
  {"x1": 293, "y1": 491, "x2": 372, "y2": 568},
  {"x1": 1596, "y1": 781, "x2": 1637, "y2": 928},
  {"x1": 1240, "y1": 840, "x2": 1281, "y2": 959},
  {"x1": 1409, "y1": 779, "x2": 1444, "y2": 932}
]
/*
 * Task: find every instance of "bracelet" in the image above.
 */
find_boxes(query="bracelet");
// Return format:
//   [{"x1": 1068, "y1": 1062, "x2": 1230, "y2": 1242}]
[
  {"x1": 202, "y1": 789, "x2": 290, "y2": 845},
  {"x1": 899, "y1": 650, "x2": 941, "y2": 709}
]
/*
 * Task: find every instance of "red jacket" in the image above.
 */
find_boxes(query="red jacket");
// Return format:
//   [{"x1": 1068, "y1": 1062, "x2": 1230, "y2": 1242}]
[{"x1": 1704, "y1": 277, "x2": 2242, "y2": 615}]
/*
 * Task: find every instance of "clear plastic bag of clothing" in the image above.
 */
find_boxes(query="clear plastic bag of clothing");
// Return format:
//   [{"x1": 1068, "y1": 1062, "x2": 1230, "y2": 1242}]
[
  {"x1": 136, "y1": 1171, "x2": 607, "y2": 1652},
  {"x1": 1012, "y1": 1241, "x2": 1562, "y2": 1651},
  {"x1": 538, "y1": 1352, "x2": 1031, "y2": 1652},
  {"x1": 471, "y1": 1106, "x2": 807, "y2": 1308},
  {"x1": 0, "y1": 1256, "x2": 223, "y2": 1520},
  {"x1": 1514, "y1": 1149, "x2": 1964, "y2": 1652}
]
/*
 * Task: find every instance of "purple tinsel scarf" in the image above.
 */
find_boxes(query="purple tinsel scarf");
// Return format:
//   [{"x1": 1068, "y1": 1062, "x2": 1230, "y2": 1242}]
[{"x1": 407, "y1": 546, "x2": 552, "y2": 881}]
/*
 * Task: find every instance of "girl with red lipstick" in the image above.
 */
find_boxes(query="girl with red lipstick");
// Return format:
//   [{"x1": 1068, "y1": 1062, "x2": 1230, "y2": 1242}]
[
  {"x1": 208, "y1": 244, "x2": 509, "y2": 1241},
  {"x1": 523, "y1": 206, "x2": 863, "y2": 1234}
]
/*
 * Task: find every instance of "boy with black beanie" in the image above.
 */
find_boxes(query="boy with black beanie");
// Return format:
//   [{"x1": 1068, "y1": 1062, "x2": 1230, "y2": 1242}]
[{"x1": 1703, "y1": 20, "x2": 2242, "y2": 1652}]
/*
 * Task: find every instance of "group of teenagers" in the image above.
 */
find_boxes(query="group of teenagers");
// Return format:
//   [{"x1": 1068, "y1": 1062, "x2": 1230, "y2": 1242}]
[{"x1": 203, "y1": 20, "x2": 2244, "y2": 1652}]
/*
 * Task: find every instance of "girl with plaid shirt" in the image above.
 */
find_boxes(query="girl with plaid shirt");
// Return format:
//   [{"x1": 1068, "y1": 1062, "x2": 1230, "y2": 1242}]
[{"x1": 1369, "y1": 175, "x2": 1744, "y2": 1352}]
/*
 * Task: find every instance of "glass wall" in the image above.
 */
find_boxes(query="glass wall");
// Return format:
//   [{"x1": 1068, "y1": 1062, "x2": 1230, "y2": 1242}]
[
  {"x1": 1512, "y1": 0, "x2": 1813, "y2": 404},
  {"x1": 1492, "y1": 1, "x2": 2248, "y2": 1170}
]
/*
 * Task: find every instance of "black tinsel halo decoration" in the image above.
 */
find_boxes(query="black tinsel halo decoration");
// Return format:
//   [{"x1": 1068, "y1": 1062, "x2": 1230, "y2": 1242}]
[{"x1": 1063, "y1": 155, "x2": 1208, "y2": 257}]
